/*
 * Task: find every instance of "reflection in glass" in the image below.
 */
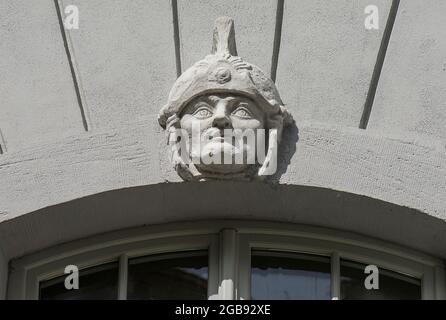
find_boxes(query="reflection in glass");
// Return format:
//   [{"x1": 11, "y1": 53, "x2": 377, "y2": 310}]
[
  {"x1": 340, "y1": 260, "x2": 421, "y2": 300},
  {"x1": 39, "y1": 262, "x2": 119, "y2": 300},
  {"x1": 251, "y1": 251, "x2": 331, "y2": 300},
  {"x1": 127, "y1": 251, "x2": 208, "y2": 300}
]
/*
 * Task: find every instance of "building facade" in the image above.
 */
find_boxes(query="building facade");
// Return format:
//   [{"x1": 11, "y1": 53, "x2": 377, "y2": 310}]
[{"x1": 1, "y1": 0, "x2": 445, "y2": 300}]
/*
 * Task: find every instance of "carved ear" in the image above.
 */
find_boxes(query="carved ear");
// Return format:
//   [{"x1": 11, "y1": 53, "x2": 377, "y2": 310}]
[
  {"x1": 280, "y1": 105, "x2": 295, "y2": 127},
  {"x1": 158, "y1": 104, "x2": 171, "y2": 129},
  {"x1": 258, "y1": 129, "x2": 278, "y2": 177},
  {"x1": 158, "y1": 112, "x2": 167, "y2": 129},
  {"x1": 211, "y1": 16, "x2": 238, "y2": 56}
]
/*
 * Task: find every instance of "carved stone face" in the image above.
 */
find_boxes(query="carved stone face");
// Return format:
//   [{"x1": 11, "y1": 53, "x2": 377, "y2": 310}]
[
  {"x1": 159, "y1": 17, "x2": 293, "y2": 181},
  {"x1": 180, "y1": 93, "x2": 266, "y2": 175}
]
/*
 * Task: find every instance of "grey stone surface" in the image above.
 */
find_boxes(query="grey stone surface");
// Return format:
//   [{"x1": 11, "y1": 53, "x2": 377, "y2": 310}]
[
  {"x1": 178, "y1": 0, "x2": 276, "y2": 74},
  {"x1": 0, "y1": 0, "x2": 85, "y2": 151},
  {"x1": 276, "y1": 0, "x2": 391, "y2": 128},
  {"x1": 58, "y1": 0, "x2": 177, "y2": 128},
  {"x1": 368, "y1": 1, "x2": 446, "y2": 140}
]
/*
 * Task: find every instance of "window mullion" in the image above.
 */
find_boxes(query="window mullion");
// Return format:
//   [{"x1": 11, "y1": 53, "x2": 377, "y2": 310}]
[
  {"x1": 208, "y1": 235, "x2": 220, "y2": 300},
  {"x1": 435, "y1": 265, "x2": 446, "y2": 300},
  {"x1": 218, "y1": 229, "x2": 238, "y2": 300},
  {"x1": 117, "y1": 254, "x2": 128, "y2": 300},
  {"x1": 331, "y1": 252, "x2": 340, "y2": 300},
  {"x1": 237, "y1": 237, "x2": 251, "y2": 300},
  {"x1": 422, "y1": 266, "x2": 435, "y2": 300}
]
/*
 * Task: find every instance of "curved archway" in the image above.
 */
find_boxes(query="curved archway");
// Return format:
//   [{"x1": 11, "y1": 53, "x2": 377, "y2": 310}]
[{"x1": 1, "y1": 182, "x2": 446, "y2": 262}]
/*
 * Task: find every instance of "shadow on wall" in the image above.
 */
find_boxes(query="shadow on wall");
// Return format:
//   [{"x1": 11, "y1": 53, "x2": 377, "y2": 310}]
[{"x1": 271, "y1": 122, "x2": 299, "y2": 182}]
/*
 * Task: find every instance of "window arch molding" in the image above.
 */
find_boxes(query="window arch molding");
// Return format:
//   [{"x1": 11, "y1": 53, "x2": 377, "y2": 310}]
[{"x1": 7, "y1": 220, "x2": 446, "y2": 300}]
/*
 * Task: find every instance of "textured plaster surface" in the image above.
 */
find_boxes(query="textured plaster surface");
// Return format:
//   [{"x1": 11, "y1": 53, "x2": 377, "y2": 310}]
[
  {"x1": 58, "y1": 0, "x2": 177, "y2": 128},
  {"x1": 368, "y1": 0, "x2": 446, "y2": 140},
  {"x1": 0, "y1": 118, "x2": 445, "y2": 235},
  {"x1": 276, "y1": 0, "x2": 391, "y2": 128},
  {"x1": 0, "y1": 0, "x2": 84, "y2": 151},
  {"x1": 178, "y1": 0, "x2": 276, "y2": 74}
]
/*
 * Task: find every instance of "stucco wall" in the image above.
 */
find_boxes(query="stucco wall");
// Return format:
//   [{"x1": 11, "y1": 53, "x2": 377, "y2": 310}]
[{"x1": 0, "y1": 0, "x2": 445, "y2": 280}]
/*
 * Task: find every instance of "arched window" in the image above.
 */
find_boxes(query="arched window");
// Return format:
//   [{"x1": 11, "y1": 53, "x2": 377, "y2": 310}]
[{"x1": 8, "y1": 222, "x2": 445, "y2": 300}]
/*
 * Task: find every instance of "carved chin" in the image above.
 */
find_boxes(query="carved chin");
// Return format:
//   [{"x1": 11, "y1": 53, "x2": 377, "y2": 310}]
[{"x1": 195, "y1": 141, "x2": 252, "y2": 174}]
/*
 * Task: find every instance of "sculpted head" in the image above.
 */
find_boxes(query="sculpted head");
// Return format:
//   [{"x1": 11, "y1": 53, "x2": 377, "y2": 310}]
[
  {"x1": 180, "y1": 93, "x2": 265, "y2": 177},
  {"x1": 158, "y1": 17, "x2": 293, "y2": 181}
]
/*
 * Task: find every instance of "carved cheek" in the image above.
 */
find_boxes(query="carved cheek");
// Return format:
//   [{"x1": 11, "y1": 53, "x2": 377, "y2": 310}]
[
  {"x1": 231, "y1": 118, "x2": 264, "y2": 130},
  {"x1": 180, "y1": 115, "x2": 213, "y2": 133},
  {"x1": 179, "y1": 115, "x2": 194, "y2": 132}
]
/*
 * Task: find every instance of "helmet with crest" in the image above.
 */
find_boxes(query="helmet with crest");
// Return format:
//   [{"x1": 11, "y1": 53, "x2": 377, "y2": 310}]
[
  {"x1": 158, "y1": 17, "x2": 293, "y2": 181},
  {"x1": 158, "y1": 16, "x2": 293, "y2": 139}
]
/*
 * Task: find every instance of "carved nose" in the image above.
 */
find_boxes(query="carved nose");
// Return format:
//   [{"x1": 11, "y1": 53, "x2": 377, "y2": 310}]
[{"x1": 212, "y1": 115, "x2": 232, "y2": 129}]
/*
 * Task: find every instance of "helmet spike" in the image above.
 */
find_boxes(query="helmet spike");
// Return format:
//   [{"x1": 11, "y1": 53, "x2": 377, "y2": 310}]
[{"x1": 211, "y1": 16, "x2": 238, "y2": 56}]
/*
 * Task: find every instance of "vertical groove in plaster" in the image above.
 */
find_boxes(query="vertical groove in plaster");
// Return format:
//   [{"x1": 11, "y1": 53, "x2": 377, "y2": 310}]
[
  {"x1": 359, "y1": 0, "x2": 400, "y2": 129},
  {"x1": 270, "y1": 0, "x2": 285, "y2": 82},
  {"x1": 171, "y1": 0, "x2": 182, "y2": 77},
  {"x1": 54, "y1": 0, "x2": 91, "y2": 131},
  {"x1": 0, "y1": 129, "x2": 5, "y2": 154}
]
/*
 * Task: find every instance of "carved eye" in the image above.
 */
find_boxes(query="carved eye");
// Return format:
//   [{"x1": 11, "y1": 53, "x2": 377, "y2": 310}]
[
  {"x1": 232, "y1": 104, "x2": 253, "y2": 119},
  {"x1": 192, "y1": 104, "x2": 213, "y2": 119}
]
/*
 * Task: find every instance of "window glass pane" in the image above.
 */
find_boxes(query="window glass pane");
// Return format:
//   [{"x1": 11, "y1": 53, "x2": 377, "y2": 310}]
[
  {"x1": 340, "y1": 260, "x2": 421, "y2": 300},
  {"x1": 127, "y1": 251, "x2": 208, "y2": 300},
  {"x1": 251, "y1": 251, "x2": 331, "y2": 300},
  {"x1": 39, "y1": 262, "x2": 119, "y2": 300}
]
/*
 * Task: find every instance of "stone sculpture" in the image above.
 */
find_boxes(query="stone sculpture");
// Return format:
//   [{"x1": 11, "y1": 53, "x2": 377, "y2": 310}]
[{"x1": 158, "y1": 17, "x2": 293, "y2": 181}]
